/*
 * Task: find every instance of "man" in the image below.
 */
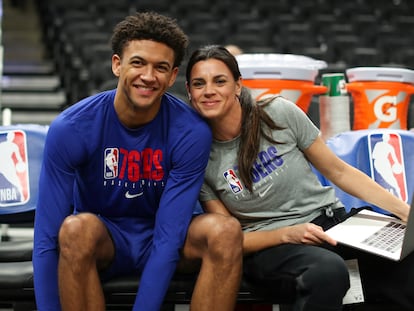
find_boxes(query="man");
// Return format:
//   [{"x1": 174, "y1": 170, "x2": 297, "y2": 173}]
[{"x1": 33, "y1": 12, "x2": 243, "y2": 311}]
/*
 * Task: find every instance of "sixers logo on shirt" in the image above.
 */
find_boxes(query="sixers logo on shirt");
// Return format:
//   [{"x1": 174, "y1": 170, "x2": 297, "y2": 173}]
[
  {"x1": 0, "y1": 130, "x2": 30, "y2": 206},
  {"x1": 104, "y1": 148, "x2": 119, "y2": 179},
  {"x1": 368, "y1": 132, "x2": 407, "y2": 202},
  {"x1": 223, "y1": 169, "x2": 243, "y2": 194}
]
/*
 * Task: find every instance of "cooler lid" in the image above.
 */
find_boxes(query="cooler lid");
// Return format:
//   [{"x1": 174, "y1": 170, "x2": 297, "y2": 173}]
[
  {"x1": 236, "y1": 53, "x2": 327, "y2": 82},
  {"x1": 346, "y1": 67, "x2": 414, "y2": 83}
]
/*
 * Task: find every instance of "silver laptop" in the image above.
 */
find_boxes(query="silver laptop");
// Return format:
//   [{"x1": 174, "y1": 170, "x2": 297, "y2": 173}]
[{"x1": 325, "y1": 203, "x2": 414, "y2": 261}]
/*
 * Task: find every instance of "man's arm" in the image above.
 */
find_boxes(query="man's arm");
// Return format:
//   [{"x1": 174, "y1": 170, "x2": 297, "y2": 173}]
[
  {"x1": 33, "y1": 122, "x2": 80, "y2": 310},
  {"x1": 133, "y1": 123, "x2": 212, "y2": 311}
]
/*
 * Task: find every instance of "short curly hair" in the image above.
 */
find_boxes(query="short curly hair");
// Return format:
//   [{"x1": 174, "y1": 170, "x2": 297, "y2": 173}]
[{"x1": 111, "y1": 11, "x2": 189, "y2": 68}]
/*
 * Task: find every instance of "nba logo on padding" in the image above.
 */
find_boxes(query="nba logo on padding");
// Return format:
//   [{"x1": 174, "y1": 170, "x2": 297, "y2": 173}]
[
  {"x1": 0, "y1": 130, "x2": 30, "y2": 206},
  {"x1": 223, "y1": 169, "x2": 243, "y2": 194},
  {"x1": 368, "y1": 132, "x2": 408, "y2": 202},
  {"x1": 104, "y1": 148, "x2": 119, "y2": 179}
]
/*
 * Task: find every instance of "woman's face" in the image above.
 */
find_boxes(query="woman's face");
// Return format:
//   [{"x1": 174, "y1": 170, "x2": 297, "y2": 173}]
[{"x1": 187, "y1": 59, "x2": 241, "y2": 121}]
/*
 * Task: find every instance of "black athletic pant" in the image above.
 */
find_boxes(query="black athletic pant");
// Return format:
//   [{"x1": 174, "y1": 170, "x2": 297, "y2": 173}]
[{"x1": 243, "y1": 207, "x2": 414, "y2": 311}]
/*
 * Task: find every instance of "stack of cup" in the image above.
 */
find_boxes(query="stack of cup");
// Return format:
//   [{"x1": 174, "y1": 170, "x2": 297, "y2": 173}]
[{"x1": 319, "y1": 73, "x2": 351, "y2": 141}]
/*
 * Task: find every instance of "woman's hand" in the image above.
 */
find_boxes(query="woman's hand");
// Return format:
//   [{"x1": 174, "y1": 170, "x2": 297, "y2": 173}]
[{"x1": 281, "y1": 223, "x2": 337, "y2": 246}]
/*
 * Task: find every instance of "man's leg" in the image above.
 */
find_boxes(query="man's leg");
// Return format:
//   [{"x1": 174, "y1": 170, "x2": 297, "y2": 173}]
[
  {"x1": 58, "y1": 213, "x2": 115, "y2": 311},
  {"x1": 180, "y1": 213, "x2": 243, "y2": 311}
]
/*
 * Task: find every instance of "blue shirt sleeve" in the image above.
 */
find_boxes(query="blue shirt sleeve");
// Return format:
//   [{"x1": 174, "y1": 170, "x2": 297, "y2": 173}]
[
  {"x1": 133, "y1": 121, "x2": 212, "y2": 310},
  {"x1": 33, "y1": 119, "x2": 85, "y2": 310}
]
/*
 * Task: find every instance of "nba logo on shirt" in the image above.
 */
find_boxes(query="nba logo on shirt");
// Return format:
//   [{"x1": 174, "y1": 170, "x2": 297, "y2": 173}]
[
  {"x1": 368, "y1": 132, "x2": 407, "y2": 202},
  {"x1": 223, "y1": 169, "x2": 243, "y2": 194},
  {"x1": 104, "y1": 148, "x2": 119, "y2": 179},
  {"x1": 0, "y1": 130, "x2": 30, "y2": 206}
]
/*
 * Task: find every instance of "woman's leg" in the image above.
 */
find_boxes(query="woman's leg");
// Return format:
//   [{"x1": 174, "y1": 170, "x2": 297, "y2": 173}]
[{"x1": 244, "y1": 244, "x2": 350, "y2": 311}]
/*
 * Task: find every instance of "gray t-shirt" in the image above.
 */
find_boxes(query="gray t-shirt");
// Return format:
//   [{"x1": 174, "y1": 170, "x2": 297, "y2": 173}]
[{"x1": 200, "y1": 96, "x2": 343, "y2": 232}]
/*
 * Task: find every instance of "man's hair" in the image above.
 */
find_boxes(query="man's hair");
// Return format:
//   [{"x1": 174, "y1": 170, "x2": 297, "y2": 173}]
[{"x1": 111, "y1": 11, "x2": 189, "y2": 68}]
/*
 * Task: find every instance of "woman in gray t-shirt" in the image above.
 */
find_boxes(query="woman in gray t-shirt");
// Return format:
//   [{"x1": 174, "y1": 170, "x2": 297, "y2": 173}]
[{"x1": 185, "y1": 45, "x2": 414, "y2": 310}]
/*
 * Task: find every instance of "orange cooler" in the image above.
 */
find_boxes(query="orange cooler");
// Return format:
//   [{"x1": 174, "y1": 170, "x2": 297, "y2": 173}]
[
  {"x1": 346, "y1": 67, "x2": 414, "y2": 130},
  {"x1": 236, "y1": 54, "x2": 328, "y2": 113}
]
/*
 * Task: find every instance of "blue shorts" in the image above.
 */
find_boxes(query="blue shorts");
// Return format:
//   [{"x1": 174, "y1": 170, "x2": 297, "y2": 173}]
[
  {"x1": 98, "y1": 216, "x2": 152, "y2": 281},
  {"x1": 97, "y1": 201, "x2": 203, "y2": 281}
]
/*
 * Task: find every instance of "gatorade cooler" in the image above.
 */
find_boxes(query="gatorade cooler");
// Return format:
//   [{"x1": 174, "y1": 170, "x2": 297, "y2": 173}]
[
  {"x1": 346, "y1": 67, "x2": 414, "y2": 130},
  {"x1": 236, "y1": 53, "x2": 328, "y2": 113}
]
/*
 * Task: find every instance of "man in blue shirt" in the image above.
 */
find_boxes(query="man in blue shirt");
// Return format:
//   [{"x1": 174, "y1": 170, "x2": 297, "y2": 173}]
[{"x1": 33, "y1": 12, "x2": 243, "y2": 311}]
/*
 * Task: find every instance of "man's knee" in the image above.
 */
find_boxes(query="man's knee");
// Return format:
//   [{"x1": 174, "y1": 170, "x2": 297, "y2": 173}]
[
  {"x1": 183, "y1": 214, "x2": 243, "y2": 264},
  {"x1": 58, "y1": 213, "x2": 103, "y2": 260},
  {"x1": 205, "y1": 215, "x2": 243, "y2": 260}
]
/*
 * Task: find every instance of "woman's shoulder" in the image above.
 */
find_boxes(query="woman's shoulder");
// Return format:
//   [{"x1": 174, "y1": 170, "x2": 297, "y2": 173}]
[
  {"x1": 163, "y1": 93, "x2": 211, "y2": 133},
  {"x1": 264, "y1": 95, "x2": 298, "y2": 109},
  {"x1": 261, "y1": 95, "x2": 303, "y2": 118}
]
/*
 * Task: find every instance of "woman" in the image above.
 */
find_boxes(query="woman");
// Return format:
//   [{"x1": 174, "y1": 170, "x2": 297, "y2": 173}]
[{"x1": 185, "y1": 45, "x2": 414, "y2": 311}]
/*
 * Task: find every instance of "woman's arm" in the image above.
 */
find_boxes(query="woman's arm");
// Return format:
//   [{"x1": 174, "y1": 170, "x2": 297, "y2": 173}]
[
  {"x1": 304, "y1": 136, "x2": 410, "y2": 221},
  {"x1": 203, "y1": 199, "x2": 336, "y2": 254}
]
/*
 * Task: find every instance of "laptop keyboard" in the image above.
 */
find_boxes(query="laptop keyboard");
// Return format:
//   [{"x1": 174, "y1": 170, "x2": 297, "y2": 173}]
[{"x1": 361, "y1": 221, "x2": 406, "y2": 253}]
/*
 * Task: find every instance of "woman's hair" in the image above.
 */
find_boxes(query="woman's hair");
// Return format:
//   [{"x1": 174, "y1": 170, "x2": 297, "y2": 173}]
[
  {"x1": 186, "y1": 45, "x2": 282, "y2": 191},
  {"x1": 111, "y1": 11, "x2": 188, "y2": 68}
]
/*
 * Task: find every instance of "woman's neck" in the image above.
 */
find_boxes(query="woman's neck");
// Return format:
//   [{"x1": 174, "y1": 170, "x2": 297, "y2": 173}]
[
  {"x1": 212, "y1": 125, "x2": 240, "y2": 141},
  {"x1": 210, "y1": 104, "x2": 242, "y2": 141}
]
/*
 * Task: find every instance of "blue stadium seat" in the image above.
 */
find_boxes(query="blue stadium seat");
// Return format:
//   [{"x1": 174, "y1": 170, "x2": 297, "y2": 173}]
[
  {"x1": 0, "y1": 124, "x2": 48, "y2": 224},
  {"x1": 0, "y1": 124, "x2": 48, "y2": 310},
  {"x1": 317, "y1": 129, "x2": 414, "y2": 214}
]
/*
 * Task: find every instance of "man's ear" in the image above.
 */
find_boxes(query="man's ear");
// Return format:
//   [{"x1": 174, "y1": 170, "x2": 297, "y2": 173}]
[
  {"x1": 112, "y1": 54, "x2": 121, "y2": 77},
  {"x1": 168, "y1": 67, "x2": 179, "y2": 87}
]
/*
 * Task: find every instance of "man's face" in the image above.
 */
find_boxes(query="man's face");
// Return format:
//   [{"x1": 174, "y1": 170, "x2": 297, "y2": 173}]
[{"x1": 112, "y1": 40, "x2": 178, "y2": 125}]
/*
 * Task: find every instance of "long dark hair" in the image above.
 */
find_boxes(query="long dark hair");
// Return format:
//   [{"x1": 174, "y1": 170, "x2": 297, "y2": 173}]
[{"x1": 186, "y1": 45, "x2": 282, "y2": 191}]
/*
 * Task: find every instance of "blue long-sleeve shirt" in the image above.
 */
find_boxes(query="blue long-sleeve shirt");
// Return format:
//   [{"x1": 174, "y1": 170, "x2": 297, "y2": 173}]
[{"x1": 33, "y1": 90, "x2": 212, "y2": 311}]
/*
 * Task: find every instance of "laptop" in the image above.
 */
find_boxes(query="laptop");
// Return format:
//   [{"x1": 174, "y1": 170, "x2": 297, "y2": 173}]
[{"x1": 325, "y1": 202, "x2": 414, "y2": 261}]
